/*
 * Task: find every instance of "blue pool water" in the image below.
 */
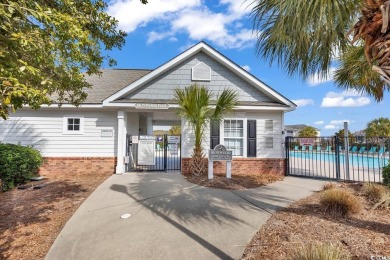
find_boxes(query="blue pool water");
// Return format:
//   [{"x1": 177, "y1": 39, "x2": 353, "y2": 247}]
[{"x1": 289, "y1": 151, "x2": 389, "y2": 169}]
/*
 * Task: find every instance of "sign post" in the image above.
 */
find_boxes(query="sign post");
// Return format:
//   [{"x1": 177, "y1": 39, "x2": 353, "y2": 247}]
[{"x1": 208, "y1": 144, "x2": 233, "y2": 179}]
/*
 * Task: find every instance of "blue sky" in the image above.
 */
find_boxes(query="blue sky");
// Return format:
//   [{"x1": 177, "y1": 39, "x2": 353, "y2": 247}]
[{"x1": 104, "y1": 0, "x2": 389, "y2": 136}]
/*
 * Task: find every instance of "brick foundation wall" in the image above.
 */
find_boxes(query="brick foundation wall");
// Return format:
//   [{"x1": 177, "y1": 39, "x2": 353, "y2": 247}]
[
  {"x1": 181, "y1": 157, "x2": 286, "y2": 176},
  {"x1": 39, "y1": 157, "x2": 117, "y2": 175}
]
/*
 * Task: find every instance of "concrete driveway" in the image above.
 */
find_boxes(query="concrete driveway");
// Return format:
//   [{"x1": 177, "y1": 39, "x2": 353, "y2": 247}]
[{"x1": 45, "y1": 172, "x2": 325, "y2": 260}]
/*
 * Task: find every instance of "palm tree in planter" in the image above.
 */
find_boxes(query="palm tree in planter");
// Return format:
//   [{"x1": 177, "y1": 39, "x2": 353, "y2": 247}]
[{"x1": 174, "y1": 84, "x2": 238, "y2": 176}]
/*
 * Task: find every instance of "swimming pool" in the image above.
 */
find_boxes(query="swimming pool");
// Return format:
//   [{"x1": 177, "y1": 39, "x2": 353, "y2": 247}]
[{"x1": 289, "y1": 151, "x2": 389, "y2": 169}]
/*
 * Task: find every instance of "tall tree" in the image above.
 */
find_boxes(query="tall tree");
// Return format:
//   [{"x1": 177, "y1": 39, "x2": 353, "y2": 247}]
[
  {"x1": 174, "y1": 84, "x2": 238, "y2": 176},
  {"x1": 251, "y1": 0, "x2": 390, "y2": 101},
  {"x1": 0, "y1": 0, "x2": 146, "y2": 119},
  {"x1": 335, "y1": 129, "x2": 354, "y2": 140},
  {"x1": 365, "y1": 117, "x2": 390, "y2": 137},
  {"x1": 298, "y1": 126, "x2": 318, "y2": 137}
]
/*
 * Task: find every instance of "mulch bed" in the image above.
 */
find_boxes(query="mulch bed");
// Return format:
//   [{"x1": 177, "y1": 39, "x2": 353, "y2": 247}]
[
  {"x1": 241, "y1": 183, "x2": 390, "y2": 259},
  {"x1": 185, "y1": 172, "x2": 283, "y2": 190},
  {"x1": 0, "y1": 171, "x2": 111, "y2": 260}
]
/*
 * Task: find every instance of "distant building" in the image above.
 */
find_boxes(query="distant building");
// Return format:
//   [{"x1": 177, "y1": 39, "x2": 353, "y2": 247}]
[
  {"x1": 353, "y1": 130, "x2": 365, "y2": 137},
  {"x1": 353, "y1": 130, "x2": 366, "y2": 143},
  {"x1": 284, "y1": 124, "x2": 321, "y2": 137}
]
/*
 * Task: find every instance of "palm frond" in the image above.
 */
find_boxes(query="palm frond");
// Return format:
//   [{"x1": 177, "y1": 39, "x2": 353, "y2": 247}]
[
  {"x1": 213, "y1": 88, "x2": 239, "y2": 123},
  {"x1": 334, "y1": 44, "x2": 390, "y2": 101},
  {"x1": 251, "y1": 0, "x2": 361, "y2": 78},
  {"x1": 174, "y1": 84, "x2": 238, "y2": 150}
]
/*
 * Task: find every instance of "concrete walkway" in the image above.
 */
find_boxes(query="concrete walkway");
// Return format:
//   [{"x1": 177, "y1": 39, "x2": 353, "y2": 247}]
[{"x1": 45, "y1": 172, "x2": 325, "y2": 260}]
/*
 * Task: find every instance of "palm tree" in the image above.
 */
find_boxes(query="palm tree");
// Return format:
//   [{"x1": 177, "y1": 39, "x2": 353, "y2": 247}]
[
  {"x1": 168, "y1": 126, "x2": 181, "y2": 135},
  {"x1": 365, "y1": 117, "x2": 390, "y2": 137},
  {"x1": 251, "y1": 0, "x2": 390, "y2": 101},
  {"x1": 174, "y1": 84, "x2": 238, "y2": 176},
  {"x1": 335, "y1": 129, "x2": 354, "y2": 140}
]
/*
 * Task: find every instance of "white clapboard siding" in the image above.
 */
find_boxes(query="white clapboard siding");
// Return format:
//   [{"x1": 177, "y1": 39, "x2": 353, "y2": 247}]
[
  {"x1": 0, "y1": 109, "x2": 118, "y2": 157},
  {"x1": 251, "y1": 111, "x2": 284, "y2": 158},
  {"x1": 181, "y1": 118, "x2": 211, "y2": 158},
  {"x1": 181, "y1": 111, "x2": 284, "y2": 159}
]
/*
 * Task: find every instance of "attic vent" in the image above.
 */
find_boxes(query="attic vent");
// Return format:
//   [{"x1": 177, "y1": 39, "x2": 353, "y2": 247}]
[
  {"x1": 192, "y1": 62, "x2": 211, "y2": 81},
  {"x1": 265, "y1": 120, "x2": 273, "y2": 131}
]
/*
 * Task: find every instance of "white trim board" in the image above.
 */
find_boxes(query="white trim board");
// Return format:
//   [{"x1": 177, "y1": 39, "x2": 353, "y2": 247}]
[{"x1": 102, "y1": 102, "x2": 293, "y2": 111}]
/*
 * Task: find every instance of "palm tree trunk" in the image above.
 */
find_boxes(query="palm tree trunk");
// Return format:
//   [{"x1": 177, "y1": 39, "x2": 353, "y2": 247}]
[{"x1": 190, "y1": 146, "x2": 207, "y2": 176}]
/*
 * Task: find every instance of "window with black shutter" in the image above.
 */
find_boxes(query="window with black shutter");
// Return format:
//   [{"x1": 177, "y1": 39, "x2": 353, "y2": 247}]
[
  {"x1": 247, "y1": 120, "x2": 256, "y2": 157},
  {"x1": 210, "y1": 120, "x2": 220, "y2": 149}
]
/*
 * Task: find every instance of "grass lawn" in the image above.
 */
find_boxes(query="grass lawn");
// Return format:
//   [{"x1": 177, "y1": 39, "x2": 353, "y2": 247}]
[
  {"x1": 242, "y1": 183, "x2": 390, "y2": 259},
  {"x1": 0, "y1": 171, "x2": 112, "y2": 260}
]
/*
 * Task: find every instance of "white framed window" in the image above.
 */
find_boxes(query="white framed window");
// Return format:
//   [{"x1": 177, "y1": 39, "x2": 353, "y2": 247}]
[
  {"x1": 223, "y1": 119, "x2": 244, "y2": 156},
  {"x1": 63, "y1": 116, "x2": 84, "y2": 135}
]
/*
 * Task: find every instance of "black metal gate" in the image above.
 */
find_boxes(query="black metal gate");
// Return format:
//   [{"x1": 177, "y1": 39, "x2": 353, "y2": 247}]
[
  {"x1": 285, "y1": 136, "x2": 389, "y2": 183},
  {"x1": 125, "y1": 134, "x2": 181, "y2": 171}
]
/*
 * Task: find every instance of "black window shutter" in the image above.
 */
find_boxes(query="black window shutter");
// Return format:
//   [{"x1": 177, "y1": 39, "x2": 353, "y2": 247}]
[
  {"x1": 210, "y1": 121, "x2": 220, "y2": 149},
  {"x1": 247, "y1": 120, "x2": 256, "y2": 157}
]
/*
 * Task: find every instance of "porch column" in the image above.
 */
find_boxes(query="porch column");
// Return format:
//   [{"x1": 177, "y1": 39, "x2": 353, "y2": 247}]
[
  {"x1": 147, "y1": 116, "x2": 153, "y2": 135},
  {"x1": 116, "y1": 111, "x2": 127, "y2": 174}
]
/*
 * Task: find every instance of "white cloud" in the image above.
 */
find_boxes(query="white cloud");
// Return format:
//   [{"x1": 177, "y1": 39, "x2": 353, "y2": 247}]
[
  {"x1": 107, "y1": 0, "x2": 256, "y2": 49},
  {"x1": 307, "y1": 67, "x2": 336, "y2": 86},
  {"x1": 107, "y1": 0, "x2": 200, "y2": 33},
  {"x1": 323, "y1": 119, "x2": 353, "y2": 131},
  {"x1": 314, "y1": 121, "x2": 324, "y2": 125},
  {"x1": 147, "y1": 31, "x2": 173, "y2": 44},
  {"x1": 329, "y1": 120, "x2": 353, "y2": 125},
  {"x1": 242, "y1": 65, "x2": 250, "y2": 71},
  {"x1": 220, "y1": 0, "x2": 252, "y2": 17},
  {"x1": 171, "y1": 8, "x2": 255, "y2": 49},
  {"x1": 324, "y1": 125, "x2": 336, "y2": 130},
  {"x1": 321, "y1": 91, "x2": 370, "y2": 107},
  {"x1": 292, "y1": 99, "x2": 314, "y2": 107},
  {"x1": 168, "y1": 37, "x2": 178, "y2": 42}
]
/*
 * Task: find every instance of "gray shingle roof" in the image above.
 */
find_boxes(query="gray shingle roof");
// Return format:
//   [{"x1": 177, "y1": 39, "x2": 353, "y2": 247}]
[{"x1": 82, "y1": 69, "x2": 151, "y2": 103}]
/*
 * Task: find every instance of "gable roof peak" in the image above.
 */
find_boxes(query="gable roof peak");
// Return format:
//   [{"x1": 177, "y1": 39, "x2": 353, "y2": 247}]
[{"x1": 102, "y1": 42, "x2": 296, "y2": 109}]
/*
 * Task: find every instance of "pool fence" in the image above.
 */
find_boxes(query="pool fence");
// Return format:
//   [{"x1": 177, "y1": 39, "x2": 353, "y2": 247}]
[{"x1": 285, "y1": 136, "x2": 390, "y2": 183}]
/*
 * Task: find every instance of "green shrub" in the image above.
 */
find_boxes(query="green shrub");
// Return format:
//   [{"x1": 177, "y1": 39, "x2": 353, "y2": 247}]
[
  {"x1": 290, "y1": 243, "x2": 350, "y2": 260},
  {"x1": 320, "y1": 189, "x2": 361, "y2": 217},
  {"x1": 0, "y1": 143, "x2": 42, "y2": 191},
  {"x1": 362, "y1": 183, "x2": 386, "y2": 203},
  {"x1": 383, "y1": 163, "x2": 390, "y2": 187}
]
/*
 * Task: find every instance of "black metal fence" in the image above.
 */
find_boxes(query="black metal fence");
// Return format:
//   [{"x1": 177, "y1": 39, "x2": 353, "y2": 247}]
[
  {"x1": 286, "y1": 136, "x2": 390, "y2": 182},
  {"x1": 126, "y1": 134, "x2": 181, "y2": 171}
]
